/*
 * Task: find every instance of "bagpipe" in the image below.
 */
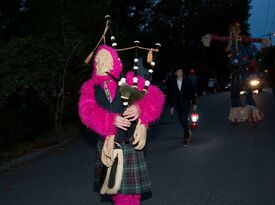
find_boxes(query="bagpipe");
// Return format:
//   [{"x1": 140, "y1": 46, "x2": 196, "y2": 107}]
[{"x1": 85, "y1": 15, "x2": 161, "y2": 143}]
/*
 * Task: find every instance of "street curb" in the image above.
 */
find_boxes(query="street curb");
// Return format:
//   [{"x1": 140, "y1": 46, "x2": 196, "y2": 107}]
[{"x1": 0, "y1": 138, "x2": 76, "y2": 174}]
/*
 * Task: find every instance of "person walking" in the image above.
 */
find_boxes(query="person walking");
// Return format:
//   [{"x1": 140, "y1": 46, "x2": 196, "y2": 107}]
[
  {"x1": 207, "y1": 78, "x2": 215, "y2": 94},
  {"x1": 169, "y1": 67, "x2": 197, "y2": 146},
  {"x1": 188, "y1": 69, "x2": 198, "y2": 95}
]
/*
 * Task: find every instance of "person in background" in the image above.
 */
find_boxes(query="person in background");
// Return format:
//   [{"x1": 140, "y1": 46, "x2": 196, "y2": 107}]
[
  {"x1": 188, "y1": 69, "x2": 198, "y2": 96},
  {"x1": 169, "y1": 67, "x2": 197, "y2": 146},
  {"x1": 208, "y1": 77, "x2": 216, "y2": 94}
]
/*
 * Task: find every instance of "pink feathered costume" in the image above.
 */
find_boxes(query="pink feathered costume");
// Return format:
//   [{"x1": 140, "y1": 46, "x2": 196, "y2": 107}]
[{"x1": 78, "y1": 45, "x2": 165, "y2": 205}]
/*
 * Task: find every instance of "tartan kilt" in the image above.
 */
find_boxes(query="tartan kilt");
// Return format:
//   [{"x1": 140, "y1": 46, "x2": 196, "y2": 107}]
[{"x1": 94, "y1": 139, "x2": 151, "y2": 195}]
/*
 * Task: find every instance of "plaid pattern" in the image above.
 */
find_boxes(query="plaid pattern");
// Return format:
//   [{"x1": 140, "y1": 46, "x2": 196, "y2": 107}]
[{"x1": 94, "y1": 140, "x2": 151, "y2": 195}]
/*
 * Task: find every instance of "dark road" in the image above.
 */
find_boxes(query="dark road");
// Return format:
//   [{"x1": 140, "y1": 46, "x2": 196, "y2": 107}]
[{"x1": 1, "y1": 89, "x2": 275, "y2": 205}]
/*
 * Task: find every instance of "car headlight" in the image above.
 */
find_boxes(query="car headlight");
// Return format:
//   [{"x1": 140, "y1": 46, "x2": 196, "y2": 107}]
[{"x1": 250, "y1": 79, "x2": 260, "y2": 86}]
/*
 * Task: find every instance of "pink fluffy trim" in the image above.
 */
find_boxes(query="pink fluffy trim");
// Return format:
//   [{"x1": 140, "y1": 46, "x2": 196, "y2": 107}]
[
  {"x1": 112, "y1": 194, "x2": 141, "y2": 205},
  {"x1": 78, "y1": 79, "x2": 117, "y2": 139},
  {"x1": 126, "y1": 71, "x2": 165, "y2": 126}
]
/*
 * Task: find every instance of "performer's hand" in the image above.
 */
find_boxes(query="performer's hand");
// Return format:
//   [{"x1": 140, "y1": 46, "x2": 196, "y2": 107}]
[
  {"x1": 114, "y1": 116, "x2": 131, "y2": 131},
  {"x1": 262, "y1": 38, "x2": 271, "y2": 48},
  {"x1": 132, "y1": 120, "x2": 147, "y2": 150},
  {"x1": 123, "y1": 105, "x2": 140, "y2": 121},
  {"x1": 201, "y1": 34, "x2": 212, "y2": 47},
  {"x1": 170, "y1": 107, "x2": 174, "y2": 115},
  {"x1": 101, "y1": 135, "x2": 115, "y2": 167},
  {"x1": 192, "y1": 105, "x2": 197, "y2": 112}
]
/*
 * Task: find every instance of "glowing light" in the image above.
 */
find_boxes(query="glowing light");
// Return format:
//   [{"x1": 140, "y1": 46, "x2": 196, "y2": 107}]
[
  {"x1": 253, "y1": 90, "x2": 259, "y2": 94},
  {"x1": 191, "y1": 113, "x2": 199, "y2": 123},
  {"x1": 190, "y1": 112, "x2": 199, "y2": 129},
  {"x1": 250, "y1": 79, "x2": 260, "y2": 86}
]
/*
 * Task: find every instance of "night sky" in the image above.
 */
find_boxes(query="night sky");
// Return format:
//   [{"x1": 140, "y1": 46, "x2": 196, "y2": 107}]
[{"x1": 249, "y1": 0, "x2": 275, "y2": 44}]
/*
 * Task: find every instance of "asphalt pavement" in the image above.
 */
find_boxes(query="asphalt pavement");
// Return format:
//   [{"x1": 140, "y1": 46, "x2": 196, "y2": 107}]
[{"x1": 1, "y1": 89, "x2": 275, "y2": 205}]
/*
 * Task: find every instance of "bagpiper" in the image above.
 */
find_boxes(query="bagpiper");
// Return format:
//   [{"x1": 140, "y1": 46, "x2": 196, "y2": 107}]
[{"x1": 78, "y1": 15, "x2": 165, "y2": 205}]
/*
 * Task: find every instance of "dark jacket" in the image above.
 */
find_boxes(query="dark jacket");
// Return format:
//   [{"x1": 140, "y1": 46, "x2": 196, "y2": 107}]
[{"x1": 168, "y1": 77, "x2": 196, "y2": 107}]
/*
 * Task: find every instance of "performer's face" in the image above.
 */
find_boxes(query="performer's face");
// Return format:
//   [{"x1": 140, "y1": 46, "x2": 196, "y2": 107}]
[
  {"x1": 231, "y1": 27, "x2": 240, "y2": 37},
  {"x1": 175, "y1": 69, "x2": 183, "y2": 78},
  {"x1": 95, "y1": 49, "x2": 113, "y2": 76}
]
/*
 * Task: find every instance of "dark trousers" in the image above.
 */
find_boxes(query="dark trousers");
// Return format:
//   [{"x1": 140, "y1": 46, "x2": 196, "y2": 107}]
[
  {"x1": 230, "y1": 65, "x2": 256, "y2": 107},
  {"x1": 176, "y1": 101, "x2": 191, "y2": 137}
]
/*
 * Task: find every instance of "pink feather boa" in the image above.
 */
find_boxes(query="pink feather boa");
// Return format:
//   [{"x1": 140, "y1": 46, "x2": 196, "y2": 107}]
[
  {"x1": 78, "y1": 79, "x2": 117, "y2": 138},
  {"x1": 112, "y1": 194, "x2": 141, "y2": 205}
]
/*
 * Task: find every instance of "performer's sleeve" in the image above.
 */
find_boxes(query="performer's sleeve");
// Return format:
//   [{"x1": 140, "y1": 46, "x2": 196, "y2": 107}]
[
  {"x1": 241, "y1": 37, "x2": 263, "y2": 43},
  {"x1": 126, "y1": 71, "x2": 165, "y2": 126},
  {"x1": 212, "y1": 34, "x2": 229, "y2": 42},
  {"x1": 78, "y1": 80, "x2": 117, "y2": 139}
]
